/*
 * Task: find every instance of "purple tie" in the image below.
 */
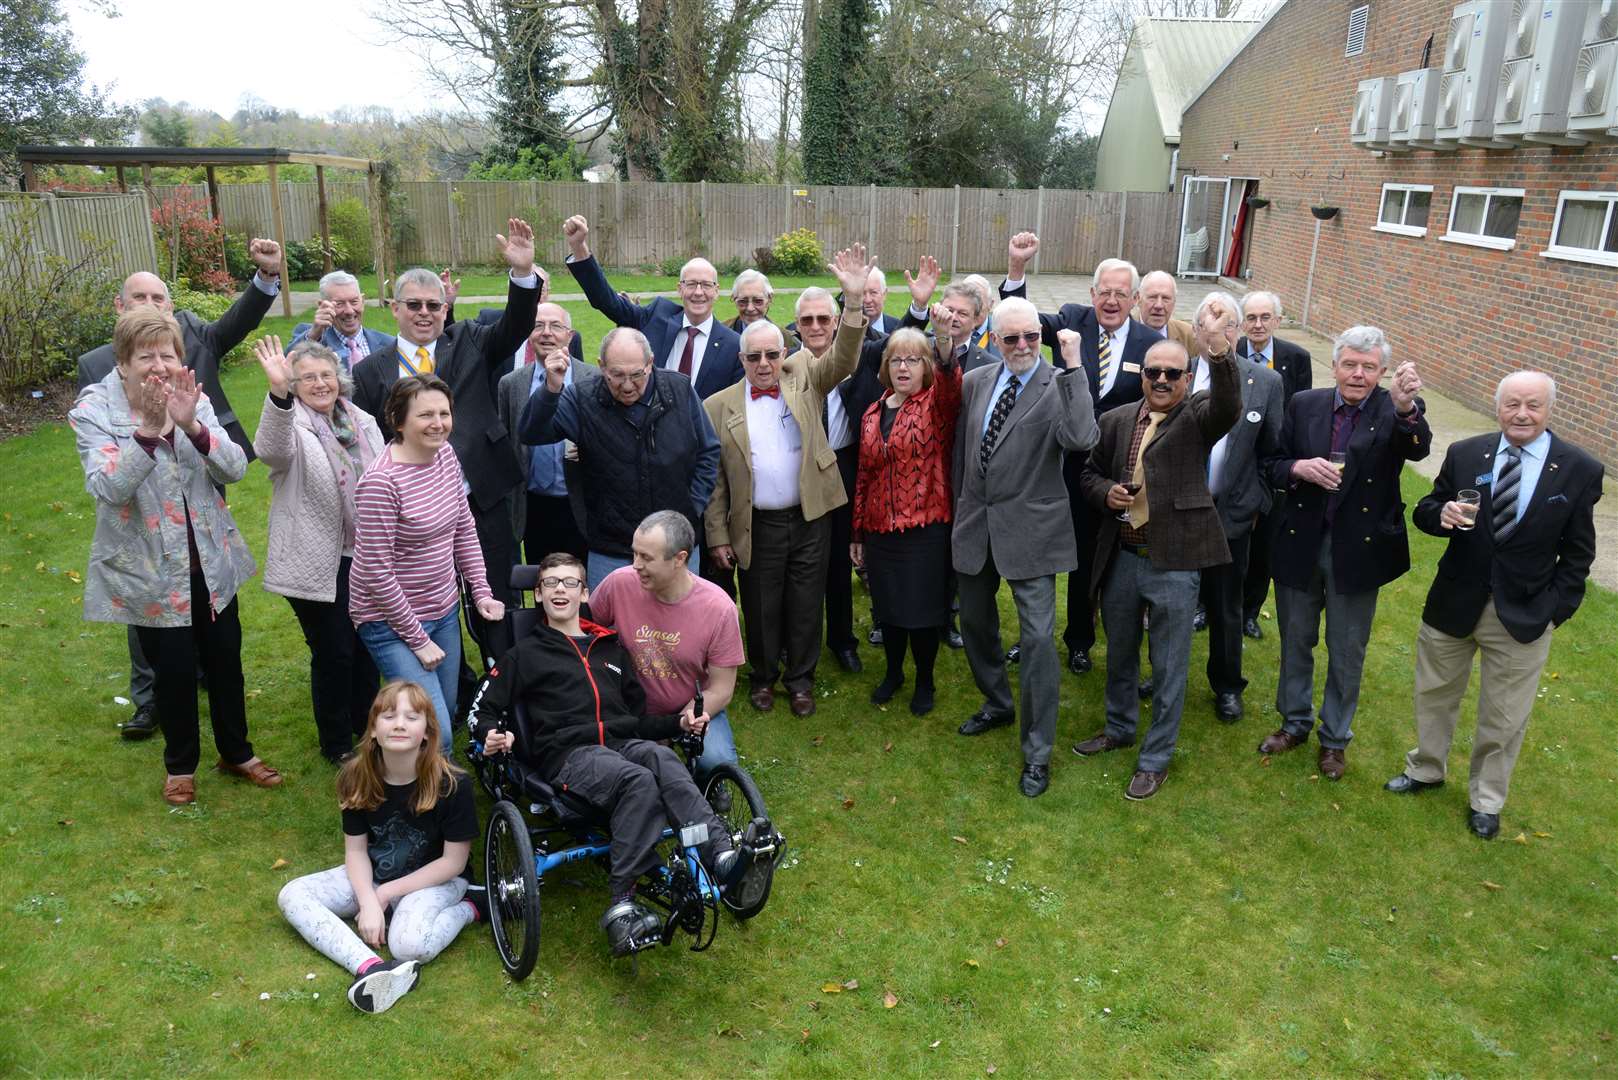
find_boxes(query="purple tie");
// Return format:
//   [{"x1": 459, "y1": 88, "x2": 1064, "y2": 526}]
[
  {"x1": 346, "y1": 337, "x2": 363, "y2": 371},
  {"x1": 678, "y1": 326, "x2": 699, "y2": 378}
]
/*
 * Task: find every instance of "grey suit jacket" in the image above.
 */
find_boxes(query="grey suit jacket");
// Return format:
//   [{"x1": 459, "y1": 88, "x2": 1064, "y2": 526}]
[
  {"x1": 497, "y1": 359, "x2": 598, "y2": 542},
  {"x1": 1201, "y1": 354, "x2": 1285, "y2": 538},
  {"x1": 951, "y1": 359, "x2": 1099, "y2": 580}
]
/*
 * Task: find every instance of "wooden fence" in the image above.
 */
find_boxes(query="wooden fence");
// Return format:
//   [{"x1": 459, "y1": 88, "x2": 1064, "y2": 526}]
[
  {"x1": 0, "y1": 191, "x2": 157, "y2": 283},
  {"x1": 148, "y1": 181, "x2": 1180, "y2": 279}
]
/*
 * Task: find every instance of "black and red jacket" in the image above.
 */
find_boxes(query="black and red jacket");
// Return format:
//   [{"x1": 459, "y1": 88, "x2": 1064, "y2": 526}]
[{"x1": 468, "y1": 619, "x2": 684, "y2": 778}]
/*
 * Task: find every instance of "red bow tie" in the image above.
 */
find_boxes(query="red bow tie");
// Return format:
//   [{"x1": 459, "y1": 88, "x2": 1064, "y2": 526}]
[{"x1": 750, "y1": 385, "x2": 780, "y2": 399}]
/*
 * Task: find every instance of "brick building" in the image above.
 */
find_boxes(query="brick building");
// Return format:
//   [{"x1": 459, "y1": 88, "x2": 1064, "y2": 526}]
[{"x1": 1175, "y1": 0, "x2": 1618, "y2": 465}]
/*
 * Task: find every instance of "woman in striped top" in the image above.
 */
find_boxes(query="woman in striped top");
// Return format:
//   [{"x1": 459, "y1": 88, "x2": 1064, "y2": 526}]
[{"x1": 350, "y1": 375, "x2": 505, "y2": 750}]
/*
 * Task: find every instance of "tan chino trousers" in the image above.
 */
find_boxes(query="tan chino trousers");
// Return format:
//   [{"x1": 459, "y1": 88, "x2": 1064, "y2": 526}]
[{"x1": 1405, "y1": 600, "x2": 1552, "y2": 814}]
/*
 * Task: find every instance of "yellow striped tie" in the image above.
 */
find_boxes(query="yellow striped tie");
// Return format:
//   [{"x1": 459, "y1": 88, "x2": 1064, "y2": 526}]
[
  {"x1": 1097, "y1": 327, "x2": 1112, "y2": 386},
  {"x1": 416, "y1": 346, "x2": 433, "y2": 374}
]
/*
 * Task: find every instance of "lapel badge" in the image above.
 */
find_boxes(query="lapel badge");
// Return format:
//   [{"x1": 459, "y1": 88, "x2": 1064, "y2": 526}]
[{"x1": 1550, "y1": 463, "x2": 1559, "y2": 471}]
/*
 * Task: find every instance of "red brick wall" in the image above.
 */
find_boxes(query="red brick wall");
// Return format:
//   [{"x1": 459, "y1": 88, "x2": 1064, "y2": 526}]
[{"x1": 1177, "y1": 0, "x2": 1618, "y2": 465}]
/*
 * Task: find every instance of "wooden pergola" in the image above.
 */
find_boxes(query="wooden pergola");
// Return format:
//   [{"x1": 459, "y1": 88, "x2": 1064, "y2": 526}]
[{"x1": 16, "y1": 146, "x2": 388, "y2": 317}]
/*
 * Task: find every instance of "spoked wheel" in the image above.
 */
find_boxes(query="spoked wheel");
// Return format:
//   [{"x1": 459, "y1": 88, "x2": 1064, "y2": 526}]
[
  {"x1": 484, "y1": 800, "x2": 540, "y2": 980},
  {"x1": 701, "y1": 763, "x2": 775, "y2": 919}
]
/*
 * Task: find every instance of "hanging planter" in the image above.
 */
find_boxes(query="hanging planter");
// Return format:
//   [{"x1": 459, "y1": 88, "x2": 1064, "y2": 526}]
[
  {"x1": 1310, "y1": 204, "x2": 1340, "y2": 221},
  {"x1": 1246, "y1": 196, "x2": 1271, "y2": 210}
]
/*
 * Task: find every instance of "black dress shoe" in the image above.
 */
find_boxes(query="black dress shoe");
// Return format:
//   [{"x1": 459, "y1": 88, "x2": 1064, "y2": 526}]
[
  {"x1": 834, "y1": 647, "x2": 863, "y2": 674},
  {"x1": 1214, "y1": 692, "x2": 1243, "y2": 722},
  {"x1": 1137, "y1": 678, "x2": 1155, "y2": 701},
  {"x1": 1242, "y1": 617, "x2": 1263, "y2": 641},
  {"x1": 946, "y1": 627, "x2": 965, "y2": 649},
  {"x1": 1384, "y1": 774, "x2": 1443, "y2": 795},
  {"x1": 1005, "y1": 643, "x2": 1021, "y2": 664},
  {"x1": 120, "y1": 703, "x2": 158, "y2": 740},
  {"x1": 1019, "y1": 763, "x2": 1050, "y2": 798},
  {"x1": 1068, "y1": 649, "x2": 1092, "y2": 675},
  {"x1": 868, "y1": 626, "x2": 884, "y2": 646},
  {"x1": 1468, "y1": 809, "x2": 1500, "y2": 840},
  {"x1": 958, "y1": 709, "x2": 1013, "y2": 736},
  {"x1": 1192, "y1": 606, "x2": 1207, "y2": 632}
]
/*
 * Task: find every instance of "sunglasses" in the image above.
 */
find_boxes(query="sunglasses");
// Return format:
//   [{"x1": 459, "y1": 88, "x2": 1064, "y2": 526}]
[
  {"x1": 734, "y1": 296, "x2": 767, "y2": 307},
  {"x1": 399, "y1": 299, "x2": 445, "y2": 313},
  {"x1": 798, "y1": 313, "x2": 835, "y2": 326},
  {"x1": 998, "y1": 331, "x2": 1041, "y2": 347},
  {"x1": 1144, "y1": 367, "x2": 1186, "y2": 383},
  {"x1": 743, "y1": 349, "x2": 784, "y2": 363}
]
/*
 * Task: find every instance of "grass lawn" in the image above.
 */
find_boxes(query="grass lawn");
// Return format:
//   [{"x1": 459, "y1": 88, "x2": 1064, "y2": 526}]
[
  {"x1": 3, "y1": 301, "x2": 1615, "y2": 1076},
  {"x1": 291, "y1": 268, "x2": 833, "y2": 301}
]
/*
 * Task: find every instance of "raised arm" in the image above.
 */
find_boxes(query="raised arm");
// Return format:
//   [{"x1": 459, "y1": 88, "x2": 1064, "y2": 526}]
[
  {"x1": 562, "y1": 215, "x2": 654, "y2": 330},
  {"x1": 195, "y1": 239, "x2": 281, "y2": 359}
]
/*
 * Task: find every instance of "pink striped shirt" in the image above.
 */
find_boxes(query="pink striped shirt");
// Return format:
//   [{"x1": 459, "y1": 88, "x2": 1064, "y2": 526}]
[{"x1": 349, "y1": 444, "x2": 490, "y2": 649}]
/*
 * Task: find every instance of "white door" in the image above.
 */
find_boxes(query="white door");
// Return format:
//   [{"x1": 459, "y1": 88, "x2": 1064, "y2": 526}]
[{"x1": 1178, "y1": 177, "x2": 1230, "y2": 278}]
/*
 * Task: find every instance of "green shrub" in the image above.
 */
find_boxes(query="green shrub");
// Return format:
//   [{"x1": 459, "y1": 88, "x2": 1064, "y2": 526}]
[
  {"x1": 169, "y1": 286, "x2": 256, "y2": 368},
  {"x1": 716, "y1": 255, "x2": 747, "y2": 277},
  {"x1": 326, "y1": 198, "x2": 372, "y2": 273},
  {"x1": 770, "y1": 227, "x2": 821, "y2": 275},
  {"x1": 223, "y1": 233, "x2": 254, "y2": 281},
  {"x1": 0, "y1": 199, "x2": 118, "y2": 388},
  {"x1": 752, "y1": 245, "x2": 777, "y2": 276}
]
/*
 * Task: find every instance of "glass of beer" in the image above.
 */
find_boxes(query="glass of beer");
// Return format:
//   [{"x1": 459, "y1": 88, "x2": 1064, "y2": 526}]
[
  {"x1": 1329, "y1": 450, "x2": 1347, "y2": 473},
  {"x1": 1455, "y1": 489, "x2": 1481, "y2": 531}
]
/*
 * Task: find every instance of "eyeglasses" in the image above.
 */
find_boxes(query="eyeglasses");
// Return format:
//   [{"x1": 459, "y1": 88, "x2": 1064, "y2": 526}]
[
  {"x1": 295, "y1": 372, "x2": 339, "y2": 385},
  {"x1": 680, "y1": 280, "x2": 719, "y2": 293},
  {"x1": 998, "y1": 331, "x2": 1041, "y2": 347},
  {"x1": 539, "y1": 576, "x2": 583, "y2": 589},
  {"x1": 743, "y1": 349, "x2": 784, "y2": 363},
  {"x1": 400, "y1": 299, "x2": 445, "y2": 313},
  {"x1": 797, "y1": 313, "x2": 834, "y2": 326},
  {"x1": 533, "y1": 321, "x2": 570, "y2": 334},
  {"x1": 1144, "y1": 367, "x2": 1186, "y2": 383},
  {"x1": 889, "y1": 355, "x2": 927, "y2": 368},
  {"x1": 734, "y1": 296, "x2": 767, "y2": 308},
  {"x1": 605, "y1": 367, "x2": 650, "y2": 385},
  {"x1": 1093, "y1": 289, "x2": 1133, "y2": 302}
]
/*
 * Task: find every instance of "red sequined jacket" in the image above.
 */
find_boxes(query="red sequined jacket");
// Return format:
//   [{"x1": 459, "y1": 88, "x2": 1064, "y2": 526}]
[{"x1": 852, "y1": 364, "x2": 963, "y2": 539}]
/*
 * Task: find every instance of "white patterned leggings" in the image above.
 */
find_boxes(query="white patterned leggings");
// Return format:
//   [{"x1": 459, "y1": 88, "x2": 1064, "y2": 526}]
[{"x1": 278, "y1": 865, "x2": 473, "y2": 976}]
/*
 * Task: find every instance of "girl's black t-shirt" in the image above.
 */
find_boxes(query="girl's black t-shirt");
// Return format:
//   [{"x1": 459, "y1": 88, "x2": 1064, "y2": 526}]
[{"x1": 341, "y1": 772, "x2": 478, "y2": 883}]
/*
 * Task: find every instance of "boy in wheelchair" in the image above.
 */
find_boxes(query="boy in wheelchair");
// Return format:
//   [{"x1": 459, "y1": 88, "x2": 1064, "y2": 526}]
[{"x1": 468, "y1": 552, "x2": 773, "y2": 954}]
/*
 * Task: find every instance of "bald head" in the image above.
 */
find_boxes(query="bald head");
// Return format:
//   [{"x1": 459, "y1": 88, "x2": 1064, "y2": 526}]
[
  {"x1": 528, "y1": 302, "x2": 574, "y2": 355},
  {"x1": 116, "y1": 272, "x2": 173, "y2": 315},
  {"x1": 1136, "y1": 271, "x2": 1177, "y2": 332},
  {"x1": 1495, "y1": 371, "x2": 1556, "y2": 447},
  {"x1": 676, "y1": 257, "x2": 719, "y2": 322}
]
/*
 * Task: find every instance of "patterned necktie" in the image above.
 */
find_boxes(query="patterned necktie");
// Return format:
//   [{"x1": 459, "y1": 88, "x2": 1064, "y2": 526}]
[
  {"x1": 1097, "y1": 327, "x2": 1113, "y2": 389},
  {"x1": 678, "y1": 326, "x2": 700, "y2": 377},
  {"x1": 346, "y1": 336, "x2": 363, "y2": 371},
  {"x1": 1129, "y1": 411, "x2": 1167, "y2": 530},
  {"x1": 979, "y1": 374, "x2": 1020, "y2": 473},
  {"x1": 1492, "y1": 446, "x2": 1523, "y2": 541}
]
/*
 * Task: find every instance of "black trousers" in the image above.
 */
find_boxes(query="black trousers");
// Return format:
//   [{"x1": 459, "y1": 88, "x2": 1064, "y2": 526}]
[
  {"x1": 523, "y1": 492, "x2": 588, "y2": 565},
  {"x1": 551, "y1": 741, "x2": 729, "y2": 897},
  {"x1": 1199, "y1": 530, "x2": 1252, "y2": 697},
  {"x1": 470, "y1": 492, "x2": 519, "y2": 607},
  {"x1": 823, "y1": 445, "x2": 860, "y2": 652},
  {"x1": 738, "y1": 507, "x2": 830, "y2": 694},
  {"x1": 1242, "y1": 503, "x2": 1283, "y2": 621},
  {"x1": 698, "y1": 547, "x2": 737, "y2": 600},
  {"x1": 286, "y1": 557, "x2": 379, "y2": 760},
  {"x1": 135, "y1": 572, "x2": 252, "y2": 776}
]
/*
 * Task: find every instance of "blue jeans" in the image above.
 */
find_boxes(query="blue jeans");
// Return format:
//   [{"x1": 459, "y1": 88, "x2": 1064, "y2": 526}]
[
  {"x1": 586, "y1": 546, "x2": 701, "y2": 591},
  {"x1": 692, "y1": 708, "x2": 736, "y2": 780},
  {"x1": 356, "y1": 607, "x2": 463, "y2": 752}
]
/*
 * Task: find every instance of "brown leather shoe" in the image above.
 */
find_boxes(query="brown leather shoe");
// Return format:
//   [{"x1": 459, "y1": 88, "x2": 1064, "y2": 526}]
[
  {"x1": 1071, "y1": 731, "x2": 1133, "y2": 757},
  {"x1": 788, "y1": 690, "x2": 816, "y2": 717},
  {"x1": 1125, "y1": 770, "x2": 1166, "y2": 801},
  {"x1": 1257, "y1": 729, "x2": 1306, "y2": 755},
  {"x1": 748, "y1": 686, "x2": 775, "y2": 712},
  {"x1": 216, "y1": 758, "x2": 283, "y2": 788},
  {"x1": 163, "y1": 775, "x2": 196, "y2": 805},
  {"x1": 1318, "y1": 746, "x2": 1346, "y2": 781}
]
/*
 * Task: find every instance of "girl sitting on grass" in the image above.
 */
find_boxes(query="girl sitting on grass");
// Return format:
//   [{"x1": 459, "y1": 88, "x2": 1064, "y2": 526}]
[{"x1": 277, "y1": 680, "x2": 485, "y2": 1013}]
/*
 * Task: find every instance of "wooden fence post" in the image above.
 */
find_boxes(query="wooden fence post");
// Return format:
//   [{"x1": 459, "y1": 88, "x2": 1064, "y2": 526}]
[
  {"x1": 266, "y1": 163, "x2": 292, "y2": 316},
  {"x1": 867, "y1": 183, "x2": 876, "y2": 254},
  {"x1": 699, "y1": 180, "x2": 707, "y2": 256},
  {"x1": 445, "y1": 181, "x2": 459, "y2": 268},
  {"x1": 1116, "y1": 190, "x2": 1128, "y2": 261},
  {"x1": 1033, "y1": 186, "x2": 1044, "y2": 275},
  {"x1": 316, "y1": 165, "x2": 332, "y2": 275},
  {"x1": 950, "y1": 185, "x2": 961, "y2": 276},
  {"x1": 367, "y1": 169, "x2": 387, "y2": 300}
]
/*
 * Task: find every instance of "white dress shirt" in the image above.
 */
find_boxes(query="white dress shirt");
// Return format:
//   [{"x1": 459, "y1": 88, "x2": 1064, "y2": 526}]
[
  {"x1": 664, "y1": 315, "x2": 715, "y2": 384},
  {"x1": 1191, "y1": 357, "x2": 1231, "y2": 496},
  {"x1": 746, "y1": 389, "x2": 803, "y2": 510}
]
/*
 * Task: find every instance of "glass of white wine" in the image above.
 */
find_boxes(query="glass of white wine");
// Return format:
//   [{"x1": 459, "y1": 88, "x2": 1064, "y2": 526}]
[{"x1": 1455, "y1": 489, "x2": 1481, "y2": 531}]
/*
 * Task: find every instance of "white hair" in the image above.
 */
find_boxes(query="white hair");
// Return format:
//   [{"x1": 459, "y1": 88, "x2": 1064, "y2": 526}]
[
  {"x1": 740, "y1": 320, "x2": 786, "y2": 351},
  {"x1": 679, "y1": 257, "x2": 717, "y2": 282},
  {"x1": 1139, "y1": 270, "x2": 1177, "y2": 295},
  {"x1": 865, "y1": 266, "x2": 887, "y2": 291},
  {"x1": 1240, "y1": 290, "x2": 1283, "y2": 319},
  {"x1": 318, "y1": 270, "x2": 360, "y2": 298},
  {"x1": 600, "y1": 326, "x2": 654, "y2": 366},
  {"x1": 990, "y1": 296, "x2": 1039, "y2": 334},
  {"x1": 1092, "y1": 258, "x2": 1140, "y2": 294},
  {"x1": 393, "y1": 268, "x2": 445, "y2": 301},
  {"x1": 1494, "y1": 370, "x2": 1556, "y2": 407},
  {"x1": 795, "y1": 286, "x2": 836, "y2": 318},
  {"x1": 730, "y1": 268, "x2": 773, "y2": 299},
  {"x1": 1193, "y1": 290, "x2": 1240, "y2": 330},
  {"x1": 1332, "y1": 325, "x2": 1391, "y2": 366}
]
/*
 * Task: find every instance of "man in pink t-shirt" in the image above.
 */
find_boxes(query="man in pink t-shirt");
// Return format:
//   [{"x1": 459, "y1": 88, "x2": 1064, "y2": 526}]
[{"x1": 587, "y1": 511, "x2": 745, "y2": 777}]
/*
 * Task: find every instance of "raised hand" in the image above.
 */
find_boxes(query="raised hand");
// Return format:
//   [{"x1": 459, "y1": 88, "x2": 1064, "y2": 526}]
[
  {"x1": 1199, "y1": 297, "x2": 1236, "y2": 354},
  {"x1": 496, "y1": 218, "x2": 535, "y2": 276},
  {"x1": 439, "y1": 269, "x2": 462, "y2": 309},
  {"x1": 310, "y1": 299, "x2": 335, "y2": 339},
  {"x1": 249, "y1": 237, "x2": 282, "y2": 276},
  {"x1": 562, "y1": 215, "x2": 591, "y2": 260},
  {"x1": 253, "y1": 335, "x2": 293, "y2": 398},
  {"x1": 543, "y1": 349, "x2": 570, "y2": 393},
  {"x1": 1390, "y1": 360, "x2": 1422, "y2": 413},
  {"x1": 133, "y1": 374, "x2": 171, "y2": 437},
  {"x1": 905, "y1": 254, "x2": 940, "y2": 308},
  {"x1": 166, "y1": 368, "x2": 202, "y2": 435},
  {"x1": 1056, "y1": 328, "x2": 1083, "y2": 369},
  {"x1": 1008, "y1": 231, "x2": 1040, "y2": 275},
  {"x1": 828, "y1": 243, "x2": 873, "y2": 310}
]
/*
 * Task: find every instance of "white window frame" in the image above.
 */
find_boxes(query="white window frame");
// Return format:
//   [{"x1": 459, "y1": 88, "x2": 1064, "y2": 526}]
[
  {"x1": 1441, "y1": 186, "x2": 1526, "y2": 251},
  {"x1": 1372, "y1": 183, "x2": 1434, "y2": 237},
  {"x1": 1540, "y1": 191, "x2": 1618, "y2": 268}
]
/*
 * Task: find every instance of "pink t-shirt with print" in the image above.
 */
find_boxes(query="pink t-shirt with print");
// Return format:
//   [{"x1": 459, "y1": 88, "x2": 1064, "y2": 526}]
[{"x1": 587, "y1": 567, "x2": 745, "y2": 716}]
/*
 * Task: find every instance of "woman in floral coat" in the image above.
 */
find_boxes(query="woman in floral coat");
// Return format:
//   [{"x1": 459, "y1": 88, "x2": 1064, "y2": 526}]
[{"x1": 70, "y1": 308, "x2": 279, "y2": 806}]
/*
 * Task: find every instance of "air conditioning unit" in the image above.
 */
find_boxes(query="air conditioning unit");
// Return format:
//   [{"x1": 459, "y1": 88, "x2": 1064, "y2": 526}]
[
  {"x1": 1492, "y1": 0, "x2": 1594, "y2": 145},
  {"x1": 1389, "y1": 68, "x2": 1445, "y2": 149},
  {"x1": 1351, "y1": 76, "x2": 1398, "y2": 148},
  {"x1": 1568, "y1": 0, "x2": 1618, "y2": 140},
  {"x1": 1435, "y1": 0, "x2": 1511, "y2": 147}
]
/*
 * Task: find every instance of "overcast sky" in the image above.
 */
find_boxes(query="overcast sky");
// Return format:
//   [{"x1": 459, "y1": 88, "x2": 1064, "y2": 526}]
[{"x1": 68, "y1": 0, "x2": 429, "y2": 119}]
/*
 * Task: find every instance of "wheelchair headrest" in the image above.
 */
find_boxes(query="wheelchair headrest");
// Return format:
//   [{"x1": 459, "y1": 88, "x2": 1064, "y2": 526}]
[{"x1": 509, "y1": 564, "x2": 542, "y2": 593}]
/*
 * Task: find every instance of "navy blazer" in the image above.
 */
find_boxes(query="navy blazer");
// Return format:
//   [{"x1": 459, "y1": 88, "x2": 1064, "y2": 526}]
[
  {"x1": 1412, "y1": 431, "x2": 1602, "y2": 643},
  {"x1": 1266, "y1": 385, "x2": 1432, "y2": 595},
  {"x1": 997, "y1": 279, "x2": 1160, "y2": 414},
  {"x1": 1238, "y1": 334, "x2": 1312, "y2": 404},
  {"x1": 566, "y1": 255, "x2": 742, "y2": 399},
  {"x1": 288, "y1": 324, "x2": 395, "y2": 371}
]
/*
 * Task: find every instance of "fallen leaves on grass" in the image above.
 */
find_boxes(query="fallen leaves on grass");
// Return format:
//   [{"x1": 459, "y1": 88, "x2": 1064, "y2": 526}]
[
  {"x1": 270, "y1": 858, "x2": 290, "y2": 870},
  {"x1": 995, "y1": 937, "x2": 1008, "y2": 949},
  {"x1": 1481, "y1": 880, "x2": 1504, "y2": 891},
  {"x1": 811, "y1": 735, "x2": 824, "y2": 747},
  {"x1": 841, "y1": 798, "x2": 855, "y2": 810},
  {"x1": 820, "y1": 979, "x2": 858, "y2": 993},
  {"x1": 964, "y1": 958, "x2": 979, "y2": 969},
  {"x1": 883, "y1": 990, "x2": 898, "y2": 1009},
  {"x1": 929, "y1": 1040, "x2": 942, "y2": 1049},
  {"x1": 883, "y1": 741, "x2": 893, "y2": 753}
]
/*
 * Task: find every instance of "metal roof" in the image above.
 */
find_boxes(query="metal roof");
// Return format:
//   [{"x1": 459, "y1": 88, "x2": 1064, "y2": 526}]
[
  {"x1": 1127, "y1": 17, "x2": 1265, "y2": 142},
  {"x1": 16, "y1": 145, "x2": 376, "y2": 171}
]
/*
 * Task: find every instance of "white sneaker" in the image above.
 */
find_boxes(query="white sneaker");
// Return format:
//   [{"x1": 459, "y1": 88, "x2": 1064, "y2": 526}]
[{"x1": 347, "y1": 959, "x2": 420, "y2": 1013}]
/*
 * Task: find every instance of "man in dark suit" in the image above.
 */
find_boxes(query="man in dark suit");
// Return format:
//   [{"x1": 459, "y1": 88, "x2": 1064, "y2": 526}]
[
  {"x1": 1385, "y1": 372, "x2": 1603, "y2": 839},
  {"x1": 1236, "y1": 289, "x2": 1312, "y2": 640},
  {"x1": 351, "y1": 218, "x2": 541, "y2": 610},
  {"x1": 457, "y1": 266, "x2": 584, "y2": 366},
  {"x1": 497, "y1": 302, "x2": 597, "y2": 564},
  {"x1": 288, "y1": 270, "x2": 394, "y2": 372},
  {"x1": 1258, "y1": 326, "x2": 1431, "y2": 780},
  {"x1": 1071, "y1": 306, "x2": 1242, "y2": 800},
  {"x1": 74, "y1": 239, "x2": 283, "y2": 740},
  {"x1": 561, "y1": 214, "x2": 742, "y2": 401},
  {"x1": 952, "y1": 298, "x2": 1099, "y2": 799},
  {"x1": 998, "y1": 231, "x2": 1162, "y2": 674}
]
